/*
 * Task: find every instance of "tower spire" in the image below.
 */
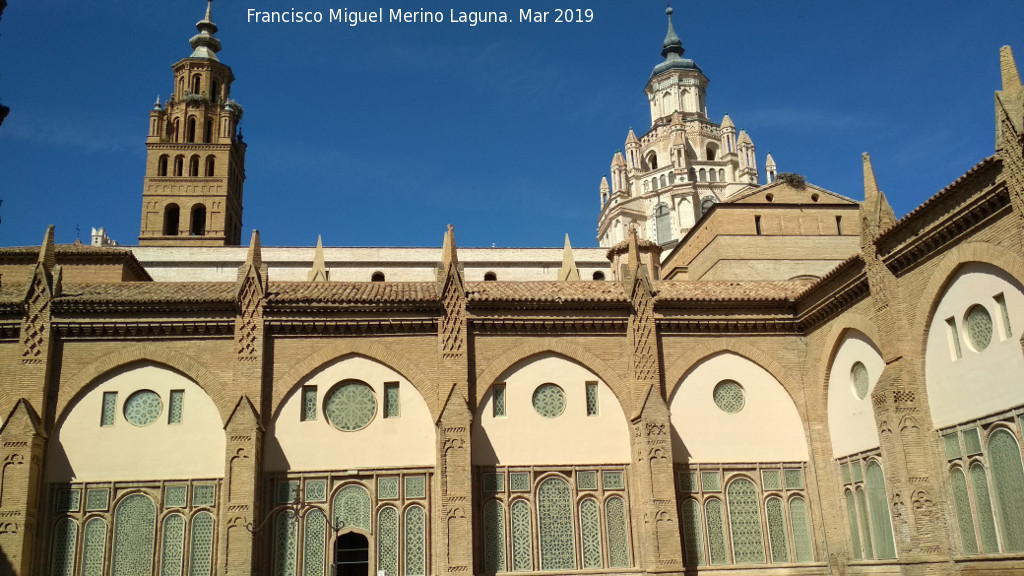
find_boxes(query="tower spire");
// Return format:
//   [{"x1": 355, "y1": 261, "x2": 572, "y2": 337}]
[
  {"x1": 190, "y1": 0, "x2": 222, "y2": 60},
  {"x1": 661, "y1": 2, "x2": 683, "y2": 59}
]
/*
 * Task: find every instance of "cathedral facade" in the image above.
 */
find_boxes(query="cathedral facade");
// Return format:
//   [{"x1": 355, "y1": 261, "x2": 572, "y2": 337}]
[{"x1": 2, "y1": 4, "x2": 1024, "y2": 576}]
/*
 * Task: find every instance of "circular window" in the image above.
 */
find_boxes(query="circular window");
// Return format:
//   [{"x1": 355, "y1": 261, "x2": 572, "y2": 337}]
[
  {"x1": 966, "y1": 305, "x2": 993, "y2": 351},
  {"x1": 325, "y1": 381, "x2": 377, "y2": 431},
  {"x1": 124, "y1": 390, "x2": 163, "y2": 426},
  {"x1": 712, "y1": 381, "x2": 745, "y2": 414},
  {"x1": 532, "y1": 384, "x2": 566, "y2": 418},
  {"x1": 851, "y1": 362, "x2": 870, "y2": 399}
]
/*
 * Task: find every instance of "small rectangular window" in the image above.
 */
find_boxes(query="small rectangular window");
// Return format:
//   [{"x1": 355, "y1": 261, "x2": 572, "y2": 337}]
[
  {"x1": 836, "y1": 215, "x2": 843, "y2": 235},
  {"x1": 946, "y1": 317, "x2": 962, "y2": 359},
  {"x1": 942, "y1": 432, "x2": 961, "y2": 460},
  {"x1": 493, "y1": 384, "x2": 506, "y2": 417},
  {"x1": 384, "y1": 382, "x2": 400, "y2": 418},
  {"x1": 754, "y1": 215, "x2": 762, "y2": 235},
  {"x1": 168, "y1": 390, "x2": 184, "y2": 424},
  {"x1": 585, "y1": 382, "x2": 598, "y2": 416},
  {"x1": 301, "y1": 386, "x2": 317, "y2": 421},
  {"x1": 101, "y1": 392, "x2": 117, "y2": 426},
  {"x1": 995, "y1": 293, "x2": 1012, "y2": 339}
]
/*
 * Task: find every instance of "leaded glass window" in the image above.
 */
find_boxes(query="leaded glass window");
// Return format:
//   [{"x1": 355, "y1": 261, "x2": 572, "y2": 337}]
[
  {"x1": 855, "y1": 487, "x2": 873, "y2": 558},
  {"x1": 966, "y1": 304, "x2": 994, "y2": 351},
  {"x1": 789, "y1": 496, "x2": 814, "y2": 562},
  {"x1": 944, "y1": 432, "x2": 962, "y2": 460},
  {"x1": 124, "y1": 390, "x2": 163, "y2": 426},
  {"x1": 844, "y1": 490, "x2": 862, "y2": 560},
  {"x1": 102, "y1": 391, "x2": 117, "y2": 426},
  {"x1": 83, "y1": 517, "x2": 107, "y2": 576},
  {"x1": 950, "y1": 467, "x2": 978, "y2": 554},
  {"x1": 532, "y1": 384, "x2": 566, "y2": 418},
  {"x1": 56, "y1": 488, "x2": 81, "y2": 512},
  {"x1": 50, "y1": 518, "x2": 78, "y2": 576},
  {"x1": 537, "y1": 477, "x2": 575, "y2": 570},
  {"x1": 679, "y1": 471, "x2": 698, "y2": 493},
  {"x1": 701, "y1": 471, "x2": 722, "y2": 492},
  {"x1": 405, "y1": 476, "x2": 426, "y2": 499},
  {"x1": 378, "y1": 477, "x2": 399, "y2": 500},
  {"x1": 483, "y1": 473, "x2": 505, "y2": 492},
  {"x1": 165, "y1": 485, "x2": 188, "y2": 508},
  {"x1": 483, "y1": 500, "x2": 507, "y2": 573},
  {"x1": 377, "y1": 506, "x2": 399, "y2": 576},
  {"x1": 509, "y1": 472, "x2": 530, "y2": 493},
  {"x1": 325, "y1": 381, "x2": 377, "y2": 431},
  {"x1": 840, "y1": 463, "x2": 851, "y2": 485},
  {"x1": 189, "y1": 511, "x2": 215, "y2": 576},
  {"x1": 851, "y1": 362, "x2": 869, "y2": 399},
  {"x1": 761, "y1": 469, "x2": 781, "y2": 491},
  {"x1": 510, "y1": 500, "x2": 533, "y2": 571},
  {"x1": 705, "y1": 498, "x2": 728, "y2": 565},
  {"x1": 606, "y1": 496, "x2": 630, "y2": 568},
  {"x1": 680, "y1": 498, "x2": 705, "y2": 566},
  {"x1": 384, "y1": 382, "x2": 400, "y2": 418},
  {"x1": 579, "y1": 498, "x2": 603, "y2": 569},
  {"x1": 851, "y1": 461, "x2": 863, "y2": 483},
  {"x1": 964, "y1": 428, "x2": 983, "y2": 455},
  {"x1": 193, "y1": 484, "x2": 216, "y2": 507},
  {"x1": 585, "y1": 382, "x2": 598, "y2": 416},
  {"x1": 169, "y1": 390, "x2": 184, "y2": 424},
  {"x1": 301, "y1": 386, "x2": 318, "y2": 421},
  {"x1": 333, "y1": 484, "x2": 372, "y2": 532},
  {"x1": 87, "y1": 488, "x2": 110, "y2": 511},
  {"x1": 765, "y1": 496, "x2": 789, "y2": 563},
  {"x1": 493, "y1": 384, "x2": 506, "y2": 417},
  {"x1": 865, "y1": 461, "x2": 896, "y2": 559},
  {"x1": 161, "y1": 513, "x2": 186, "y2": 576},
  {"x1": 988, "y1": 428, "x2": 1024, "y2": 551},
  {"x1": 602, "y1": 471, "x2": 624, "y2": 490},
  {"x1": 278, "y1": 480, "x2": 299, "y2": 504},
  {"x1": 274, "y1": 511, "x2": 298, "y2": 576},
  {"x1": 970, "y1": 463, "x2": 1000, "y2": 553},
  {"x1": 405, "y1": 505, "x2": 427, "y2": 576},
  {"x1": 577, "y1": 471, "x2": 597, "y2": 491},
  {"x1": 727, "y1": 478, "x2": 766, "y2": 564},
  {"x1": 784, "y1": 469, "x2": 804, "y2": 490},
  {"x1": 713, "y1": 381, "x2": 745, "y2": 414},
  {"x1": 306, "y1": 480, "x2": 327, "y2": 503},
  {"x1": 304, "y1": 509, "x2": 327, "y2": 576},
  {"x1": 112, "y1": 493, "x2": 157, "y2": 576}
]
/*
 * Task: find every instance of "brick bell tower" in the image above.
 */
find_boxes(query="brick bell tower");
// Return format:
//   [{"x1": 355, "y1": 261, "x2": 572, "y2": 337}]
[{"x1": 139, "y1": 0, "x2": 245, "y2": 246}]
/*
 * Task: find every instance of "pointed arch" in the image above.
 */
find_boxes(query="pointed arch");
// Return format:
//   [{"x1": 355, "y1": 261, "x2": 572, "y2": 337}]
[{"x1": 664, "y1": 341, "x2": 798, "y2": 407}]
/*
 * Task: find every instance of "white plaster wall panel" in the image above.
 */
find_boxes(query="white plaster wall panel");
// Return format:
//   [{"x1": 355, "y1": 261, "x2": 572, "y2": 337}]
[
  {"x1": 47, "y1": 364, "x2": 225, "y2": 482},
  {"x1": 926, "y1": 263, "x2": 1024, "y2": 428},
  {"x1": 827, "y1": 331, "x2": 884, "y2": 458},
  {"x1": 472, "y1": 354, "x2": 630, "y2": 466},
  {"x1": 266, "y1": 356, "x2": 435, "y2": 472},
  {"x1": 670, "y1": 353, "x2": 808, "y2": 462}
]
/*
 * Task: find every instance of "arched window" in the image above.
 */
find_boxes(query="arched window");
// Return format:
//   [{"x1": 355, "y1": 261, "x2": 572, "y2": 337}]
[
  {"x1": 173, "y1": 119, "x2": 180, "y2": 143},
  {"x1": 654, "y1": 204, "x2": 672, "y2": 245},
  {"x1": 189, "y1": 155, "x2": 200, "y2": 177},
  {"x1": 537, "y1": 476, "x2": 575, "y2": 570},
  {"x1": 304, "y1": 509, "x2": 327, "y2": 576},
  {"x1": 405, "y1": 506, "x2": 427, "y2": 576},
  {"x1": 970, "y1": 463, "x2": 999, "y2": 553},
  {"x1": 650, "y1": 154, "x2": 658, "y2": 170},
  {"x1": 727, "y1": 478, "x2": 766, "y2": 564},
  {"x1": 788, "y1": 496, "x2": 814, "y2": 562},
  {"x1": 764, "y1": 496, "x2": 789, "y2": 563},
  {"x1": 605, "y1": 496, "x2": 630, "y2": 568},
  {"x1": 371, "y1": 272, "x2": 385, "y2": 282},
  {"x1": 709, "y1": 169, "x2": 717, "y2": 182},
  {"x1": 484, "y1": 272, "x2": 497, "y2": 281},
  {"x1": 83, "y1": 517, "x2": 107, "y2": 576},
  {"x1": 189, "y1": 512, "x2": 215, "y2": 576},
  {"x1": 699, "y1": 168, "x2": 707, "y2": 182},
  {"x1": 163, "y1": 204, "x2": 180, "y2": 236},
  {"x1": 112, "y1": 494, "x2": 157, "y2": 576},
  {"x1": 592, "y1": 271, "x2": 605, "y2": 281},
  {"x1": 377, "y1": 507, "x2": 399, "y2": 576},
  {"x1": 50, "y1": 518, "x2": 78, "y2": 576},
  {"x1": 160, "y1": 513, "x2": 186, "y2": 576},
  {"x1": 332, "y1": 485, "x2": 371, "y2": 532},
  {"x1": 719, "y1": 169, "x2": 726, "y2": 181},
  {"x1": 681, "y1": 498, "x2": 705, "y2": 566},
  {"x1": 651, "y1": 178, "x2": 659, "y2": 191},
  {"x1": 204, "y1": 119, "x2": 213, "y2": 143},
  {"x1": 173, "y1": 155, "x2": 184, "y2": 176},
  {"x1": 177, "y1": 77, "x2": 184, "y2": 97},
  {"x1": 706, "y1": 145, "x2": 717, "y2": 161},
  {"x1": 211, "y1": 80, "x2": 220, "y2": 102},
  {"x1": 191, "y1": 75, "x2": 201, "y2": 93},
  {"x1": 865, "y1": 461, "x2": 896, "y2": 558},
  {"x1": 205, "y1": 155, "x2": 215, "y2": 177},
  {"x1": 274, "y1": 511, "x2": 298, "y2": 576},
  {"x1": 844, "y1": 490, "x2": 862, "y2": 560},
  {"x1": 705, "y1": 498, "x2": 728, "y2": 565},
  {"x1": 158, "y1": 155, "x2": 169, "y2": 176},
  {"x1": 660, "y1": 174, "x2": 667, "y2": 188},
  {"x1": 989, "y1": 429, "x2": 1024, "y2": 551},
  {"x1": 187, "y1": 117, "x2": 197, "y2": 143},
  {"x1": 483, "y1": 500, "x2": 506, "y2": 573},
  {"x1": 951, "y1": 467, "x2": 978, "y2": 554},
  {"x1": 579, "y1": 498, "x2": 603, "y2": 569},
  {"x1": 510, "y1": 500, "x2": 533, "y2": 571}
]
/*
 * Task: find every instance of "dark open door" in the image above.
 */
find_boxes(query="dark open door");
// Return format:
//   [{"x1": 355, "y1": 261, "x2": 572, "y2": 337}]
[{"x1": 333, "y1": 532, "x2": 369, "y2": 576}]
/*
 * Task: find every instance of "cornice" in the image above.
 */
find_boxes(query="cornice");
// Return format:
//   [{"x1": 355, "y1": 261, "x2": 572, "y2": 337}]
[
  {"x1": 267, "y1": 318, "x2": 437, "y2": 336},
  {"x1": 469, "y1": 318, "x2": 627, "y2": 335},
  {"x1": 54, "y1": 320, "x2": 234, "y2": 339}
]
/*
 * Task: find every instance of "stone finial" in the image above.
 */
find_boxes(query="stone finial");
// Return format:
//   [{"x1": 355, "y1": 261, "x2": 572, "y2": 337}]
[
  {"x1": 308, "y1": 235, "x2": 328, "y2": 282},
  {"x1": 612, "y1": 151, "x2": 626, "y2": 167},
  {"x1": 558, "y1": 234, "x2": 581, "y2": 281},
  {"x1": 721, "y1": 113, "x2": 734, "y2": 129},
  {"x1": 661, "y1": 3, "x2": 684, "y2": 59},
  {"x1": 441, "y1": 224, "x2": 458, "y2": 268},
  {"x1": 861, "y1": 153, "x2": 897, "y2": 240},
  {"x1": 244, "y1": 229, "x2": 262, "y2": 269},
  {"x1": 37, "y1": 225, "x2": 56, "y2": 274},
  {"x1": 1001, "y1": 46, "x2": 1022, "y2": 93},
  {"x1": 189, "y1": 0, "x2": 222, "y2": 60},
  {"x1": 600, "y1": 176, "x2": 610, "y2": 194},
  {"x1": 626, "y1": 129, "x2": 639, "y2": 145}
]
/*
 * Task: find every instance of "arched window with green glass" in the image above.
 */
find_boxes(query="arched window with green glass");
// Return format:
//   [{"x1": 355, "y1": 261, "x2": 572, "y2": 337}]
[
  {"x1": 82, "y1": 517, "x2": 107, "y2": 576},
  {"x1": 405, "y1": 505, "x2": 427, "y2": 576},
  {"x1": 726, "y1": 477, "x2": 765, "y2": 564},
  {"x1": 112, "y1": 494, "x2": 157, "y2": 576},
  {"x1": 483, "y1": 499, "x2": 506, "y2": 573},
  {"x1": 680, "y1": 498, "x2": 705, "y2": 566},
  {"x1": 788, "y1": 496, "x2": 814, "y2": 562},
  {"x1": 579, "y1": 498, "x2": 603, "y2": 569},
  {"x1": 764, "y1": 496, "x2": 789, "y2": 563},
  {"x1": 950, "y1": 467, "x2": 979, "y2": 554},
  {"x1": 510, "y1": 500, "x2": 533, "y2": 572},
  {"x1": 865, "y1": 460, "x2": 896, "y2": 559},
  {"x1": 50, "y1": 518, "x2": 78, "y2": 576},
  {"x1": 969, "y1": 463, "x2": 1000, "y2": 553},
  {"x1": 189, "y1": 511, "x2": 215, "y2": 576},
  {"x1": 605, "y1": 496, "x2": 630, "y2": 568},
  {"x1": 377, "y1": 506, "x2": 399, "y2": 576},
  {"x1": 705, "y1": 498, "x2": 728, "y2": 565},
  {"x1": 304, "y1": 508, "x2": 327, "y2": 576},
  {"x1": 274, "y1": 510, "x2": 298, "y2": 576},
  {"x1": 988, "y1": 428, "x2": 1024, "y2": 551},
  {"x1": 844, "y1": 489, "x2": 862, "y2": 560},
  {"x1": 160, "y1": 512, "x2": 186, "y2": 576},
  {"x1": 537, "y1": 476, "x2": 576, "y2": 570}
]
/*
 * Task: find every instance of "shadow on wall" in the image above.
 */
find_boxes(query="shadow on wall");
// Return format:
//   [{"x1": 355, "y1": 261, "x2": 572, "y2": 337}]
[
  {"x1": 671, "y1": 425, "x2": 692, "y2": 463},
  {"x1": 0, "y1": 541, "x2": 14, "y2": 576}
]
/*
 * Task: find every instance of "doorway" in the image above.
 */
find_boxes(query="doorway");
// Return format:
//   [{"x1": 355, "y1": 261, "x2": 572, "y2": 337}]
[{"x1": 333, "y1": 532, "x2": 369, "y2": 576}]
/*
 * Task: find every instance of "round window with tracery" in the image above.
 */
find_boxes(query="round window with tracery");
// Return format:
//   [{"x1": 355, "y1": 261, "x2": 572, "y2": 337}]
[
  {"x1": 325, "y1": 381, "x2": 377, "y2": 431},
  {"x1": 851, "y1": 362, "x2": 870, "y2": 400},
  {"x1": 713, "y1": 381, "x2": 745, "y2": 414},
  {"x1": 532, "y1": 384, "x2": 566, "y2": 418},
  {"x1": 124, "y1": 390, "x2": 163, "y2": 426},
  {"x1": 966, "y1": 304, "x2": 993, "y2": 351}
]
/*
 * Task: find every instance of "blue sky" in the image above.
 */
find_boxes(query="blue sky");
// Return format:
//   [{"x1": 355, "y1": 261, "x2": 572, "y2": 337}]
[{"x1": 1, "y1": 1, "x2": 1022, "y2": 248}]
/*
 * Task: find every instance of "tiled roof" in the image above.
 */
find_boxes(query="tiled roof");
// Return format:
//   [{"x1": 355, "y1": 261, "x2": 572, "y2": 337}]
[
  {"x1": 269, "y1": 282, "x2": 439, "y2": 303},
  {"x1": 467, "y1": 281, "x2": 628, "y2": 303},
  {"x1": 58, "y1": 282, "x2": 235, "y2": 303},
  {"x1": 655, "y1": 280, "x2": 811, "y2": 303},
  {"x1": 0, "y1": 244, "x2": 152, "y2": 280}
]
